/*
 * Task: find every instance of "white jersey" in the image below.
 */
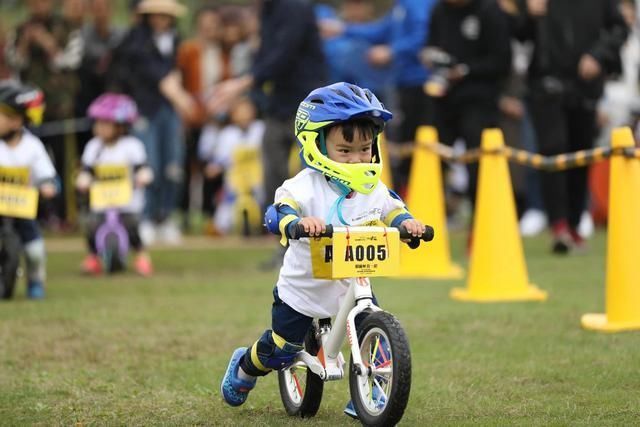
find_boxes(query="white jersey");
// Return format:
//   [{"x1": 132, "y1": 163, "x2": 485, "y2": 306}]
[
  {"x1": 275, "y1": 169, "x2": 406, "y2": 318},
  {"x1": 81, "y1": 135, "x2": 148, "y2": 214},
  {"x1": 0, "y1": 130, "x2": 56, "y2": 185}
]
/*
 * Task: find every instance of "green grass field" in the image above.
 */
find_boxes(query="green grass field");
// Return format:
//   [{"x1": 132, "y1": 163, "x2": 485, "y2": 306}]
[{"x1": 1, "y1": 232, "x2": 639, "y2": 426}]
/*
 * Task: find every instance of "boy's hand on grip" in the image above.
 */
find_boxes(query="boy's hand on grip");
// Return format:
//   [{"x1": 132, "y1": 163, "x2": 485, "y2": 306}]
[
  {"x1": 298, "y1": 217, "x2": 326, "y2": 237},
  {"x1": 400, "y1": 219, "x2": 425, "y2": 242}
]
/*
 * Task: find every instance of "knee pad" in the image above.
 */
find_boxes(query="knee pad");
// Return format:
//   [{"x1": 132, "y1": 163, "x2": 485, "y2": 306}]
[
  {"x1": 23, "y1": 239, "x2": 46, "y2": 282},
  {"x1": 245, "y1": 330, "x2": 303, "y2": 376}
]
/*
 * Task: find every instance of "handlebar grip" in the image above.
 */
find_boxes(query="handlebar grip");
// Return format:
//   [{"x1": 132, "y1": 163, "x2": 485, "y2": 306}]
[
  {"x1": 289, "y1": 223, "x2": 334, "y2": 239},
  {"x1": 398, "y1": 225, "x2": 434, "y2": 242}
]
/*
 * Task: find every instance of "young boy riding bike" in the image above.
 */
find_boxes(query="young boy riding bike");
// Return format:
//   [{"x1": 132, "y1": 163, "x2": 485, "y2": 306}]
[
  {"x1": 220, "y1": 82, "x2": 425, "y2": 418},
  {"x1": 0, "y1": 80, "x2": 57, "y2": 299}
]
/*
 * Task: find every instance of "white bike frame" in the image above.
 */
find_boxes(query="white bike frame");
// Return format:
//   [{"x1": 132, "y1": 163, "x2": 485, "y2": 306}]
[{"x1": 289, "y1": 226, "x2": 392, "y2": 382}]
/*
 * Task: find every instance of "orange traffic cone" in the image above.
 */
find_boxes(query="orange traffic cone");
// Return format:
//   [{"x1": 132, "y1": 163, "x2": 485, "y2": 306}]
[
  {"x1": 451, "y1": 129, "x2": 546, "y2": 301},
  {"x1": 400, "y1": 126, "x2": 464, "y2": 279},
  {"x1": 582, "y1": 127, "x2": 640, "y2": 331}
]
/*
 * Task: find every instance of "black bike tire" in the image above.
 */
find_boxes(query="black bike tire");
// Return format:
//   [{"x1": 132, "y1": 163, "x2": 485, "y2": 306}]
[
  {"x1": 349, "y1": 311, "x2": 412, "y2": 427},
  {"x1": 278, "y1": 323, "x2": 324, "y2": 417},
  {"x1": 103, "y1": 233, "x2": 124, "y2": 273}
]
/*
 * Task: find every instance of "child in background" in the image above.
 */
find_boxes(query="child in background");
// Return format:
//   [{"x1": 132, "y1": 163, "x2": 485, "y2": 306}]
[
  {"x1": 220, "y1": 82, "x2": 425, "y2": 419},
  {"x1": 76, "y1": 93, "x2": 154, "y2": 276},
  {"x1": 0, "y1": 80, "x2": 57, "y2": 299},
  {"x1": 198, "y1": 97, "x2": 265, "y2": 234}
]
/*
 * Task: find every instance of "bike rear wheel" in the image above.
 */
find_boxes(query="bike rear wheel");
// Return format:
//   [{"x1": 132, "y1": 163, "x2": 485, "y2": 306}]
[
  {"x1": 278, "y1": 323, "x2": 324, "y2": 417},
  {"x1": 349, "y1": 311, "x2": 411, "y2": 426},
  {"x1": 103, "y1": 233, "x2": 125, "y2": 273}
]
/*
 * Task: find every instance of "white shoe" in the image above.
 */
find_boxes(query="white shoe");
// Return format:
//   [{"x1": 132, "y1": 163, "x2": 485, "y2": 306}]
[
  {"x1": 578, "y1": 211, "x2": 594, "y2": 239},
  {"x1": 519, "y1": 209, "x2": 548, "y2": 237},
  {"x1": 139, "y1": 221, "x2": 156, "y2": 246},
  {"x1": 159, "y1": 220, "x2": 182, "y2": 245}
]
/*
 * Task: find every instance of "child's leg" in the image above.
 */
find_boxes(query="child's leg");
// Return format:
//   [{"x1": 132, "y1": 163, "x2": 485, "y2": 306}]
[
  {"x1": 82, "y1": 213, "x2": 104, "y2": 274},
  {"x1": 121, "y1": 213, "x2": 153, "y2": 276},
  {"x1": 240, "y1": 287, "x2": 313, "y2": 377},
  {"x1": 121, "y1": 213, "x2": 144, "y2": 252},
  {"x1": 13, "y1": 219, "x2": 46, "y2": 298},
  {"x1": 85, "y1": 213, "x2": 104, "y2": 254},
  {"x1": 222, "y1": 287, "x2": 312, "y2": 407}
]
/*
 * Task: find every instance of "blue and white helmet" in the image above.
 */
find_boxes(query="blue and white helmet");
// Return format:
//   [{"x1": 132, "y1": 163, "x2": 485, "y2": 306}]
[{"x1": 294, "y1": 82, "x2": 392, "y2": 194}]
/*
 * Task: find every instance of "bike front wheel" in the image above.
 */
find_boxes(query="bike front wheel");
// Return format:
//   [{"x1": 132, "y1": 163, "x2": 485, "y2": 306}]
[
  {"x1": 278, "y1": 323, "x2": 324, "y2": 417},
  {"x1": 349, "y1": 311, "x2": 411, "y2": 426}
]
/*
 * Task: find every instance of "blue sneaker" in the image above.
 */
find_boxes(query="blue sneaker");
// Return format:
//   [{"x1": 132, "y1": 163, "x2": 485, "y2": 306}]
[
  {"x1": 343, "y1": 385, "x2": 387, "y2": 419},
  {"x1": 220, "y1": 347, "x2": 256, "y2": 407},
  {"x1": 27, "y1": 281, "x2": 45, "y2": 299},
  {"x1": 344, "y1": 399, "x2": 358, "y2": 419}
]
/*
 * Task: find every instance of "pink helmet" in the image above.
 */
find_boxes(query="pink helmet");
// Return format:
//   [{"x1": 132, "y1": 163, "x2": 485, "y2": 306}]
[{"x1": 88, "y1": 93, "x2": 139, "y2": 124}]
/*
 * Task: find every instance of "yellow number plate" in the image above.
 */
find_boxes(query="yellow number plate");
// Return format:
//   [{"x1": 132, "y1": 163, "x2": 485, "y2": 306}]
[
  {"x1": 332, "y1": 228, "x2": 399, "y2": 278},
  {"x1": 310, "y1": 237, "x2": 333, "y2": 279},
  {"x1": 90, "y1": 165, "x2": 132, "y2": 209},
  {"x1": 0, "y1": 183, "x2": 39, "y2": 219},
  {"x1": 90, "y1": 180, "x2": 132, "y2": 209},
  {"x1": 0, "y1": 166, "x2": 30, "y2": 185}
]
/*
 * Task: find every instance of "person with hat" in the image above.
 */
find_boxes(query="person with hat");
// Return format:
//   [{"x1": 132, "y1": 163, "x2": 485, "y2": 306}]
[{"x1": 109, "y1": 0, "x2": 195, "y2": 245}]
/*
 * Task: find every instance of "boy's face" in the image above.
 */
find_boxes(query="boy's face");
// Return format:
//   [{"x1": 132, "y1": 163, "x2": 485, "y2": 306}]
[
  {"x1": 325, "y1": 126, "x2": 373, "y2": 164},
  {"x1": 0, "y1": 110, "x2": 22, "y2": 139}
]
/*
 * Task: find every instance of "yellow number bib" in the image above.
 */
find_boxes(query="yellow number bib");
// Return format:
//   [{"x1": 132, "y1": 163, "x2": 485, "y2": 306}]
[
  {"x1": 0, "y1": 166, "x2": 30, "y2": 185},
  {"x1": 90, "y1": 165, "x2": 132, "y2": 209},
  {"x1": 0, "y1": 167, "x2": 38, "y2": 219},
  {"x1": 0, "y1": 183, "x2": 38, "y2": 219}
]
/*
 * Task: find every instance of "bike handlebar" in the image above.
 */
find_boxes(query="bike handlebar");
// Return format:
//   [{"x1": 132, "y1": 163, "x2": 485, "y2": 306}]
[{"x1": 289, "y1": 223, "x2": 434, "y2": 248}]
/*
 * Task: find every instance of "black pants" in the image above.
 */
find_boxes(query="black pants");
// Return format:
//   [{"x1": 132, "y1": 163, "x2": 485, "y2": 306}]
[
  {"x1": 433, "y1": 97, "x2": 500, "y2": 207},
  {"x1": 85, "y1": 212, "x2": 143, "y2": 253},
  {"x1": 528, "y1": 91, "x2": 597, "y2": 227}
]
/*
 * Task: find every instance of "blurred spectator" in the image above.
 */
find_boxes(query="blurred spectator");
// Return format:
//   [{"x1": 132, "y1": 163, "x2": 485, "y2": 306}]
[
  {"x1": 109, "y1": 0, "x2": 195, "y2": 245},
  {"x1": 177, "y1": 5, "x2": 224, "y2": 231},
  {"x1": 76, "y1": 0, "x2": 126, "y2": 152},
  {"x1": 219, "y1": 5, "x2": 253, "y2": 77},
  {"x1": 596, "y1": 0, "x2": 640, "y2": 146},
  {"x1": 320, "y1": 0, "x2": 438, "y2": 192},
  {"x1": 512, "y1": 0, "x2": 628, "y2": 254},
  {"x1": 315, "y1": 1, "x2": 393, "y2": 101},
  {"x1": 62, "y1": 0, "x2": 87, "y2": 30},
  {"x1": 0, "y1": 22, "x2": 12, "y2": 79},
  {"x1": 423, "y1": 0, "x2": 512, "y2": 234},
  {"x1": 5, "y1": 0, "x2": 84, "y2": 227},
  {"x1": 207, "y1": 0, "x2": 326, "y2": 267},
  {"x1": 198, "y1": 97, "x2": 265, "y2": 235}
]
